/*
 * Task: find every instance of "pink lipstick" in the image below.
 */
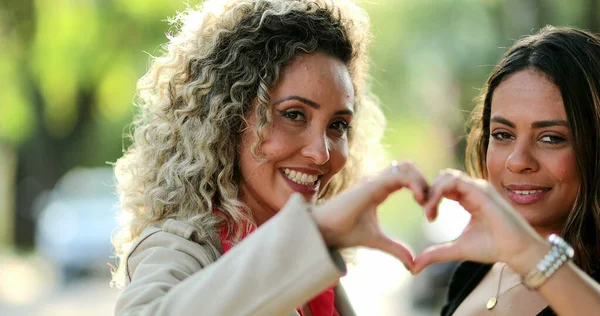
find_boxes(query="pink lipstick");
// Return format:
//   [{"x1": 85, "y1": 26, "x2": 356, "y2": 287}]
[{"x1": 504, "y1": 184, "x2": 551, "y2": 205}]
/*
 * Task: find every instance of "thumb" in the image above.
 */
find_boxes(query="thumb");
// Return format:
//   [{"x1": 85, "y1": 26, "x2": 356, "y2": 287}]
[
  {"x1": 411, "y1": 241, "x2": 461, "y2": 274},
  {"x1": 369, "y1": 234, "x2": 415, "y2": 270}
]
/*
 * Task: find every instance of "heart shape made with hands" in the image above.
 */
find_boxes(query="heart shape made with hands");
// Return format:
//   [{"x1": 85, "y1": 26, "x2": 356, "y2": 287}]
[{"x1": 342, "y1": 166, "x2": 543, "y2": 276}]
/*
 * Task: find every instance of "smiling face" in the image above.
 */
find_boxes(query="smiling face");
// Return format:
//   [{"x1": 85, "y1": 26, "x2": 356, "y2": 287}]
[
  {"x1": 238, "y1": 52, "x2": 354, "y2": 226},
  {"x1": 486, "y1": 68, "x2": 580, "y2": 235}
]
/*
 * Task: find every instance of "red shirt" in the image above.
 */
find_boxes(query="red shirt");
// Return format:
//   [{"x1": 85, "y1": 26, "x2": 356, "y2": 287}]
[{"x1": 219, "y1": 221, "x2": 339, "y2": 316}]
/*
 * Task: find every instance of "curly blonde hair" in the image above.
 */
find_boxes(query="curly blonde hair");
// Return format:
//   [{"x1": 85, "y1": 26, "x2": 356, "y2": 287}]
[{"x1": 111, "y1": 0, "x2": 385, "y2": 286}]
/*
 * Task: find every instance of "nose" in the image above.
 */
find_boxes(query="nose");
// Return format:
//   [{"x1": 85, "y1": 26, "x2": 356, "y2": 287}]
[
  {"x1": 301, "y1": 130, "x2": 330, "y2": 165},
  {"x1": 505, "y1": 141, "x2": 539, "y2": 173}
]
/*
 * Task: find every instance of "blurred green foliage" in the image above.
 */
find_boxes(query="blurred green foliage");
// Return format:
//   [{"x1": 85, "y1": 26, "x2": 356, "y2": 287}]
[
  {"x1": 2, "y1": 0, "x2": 597, "y2": 155},
  {"x1": 1, "y1": 0, "x2": 190, "y2": 154}
]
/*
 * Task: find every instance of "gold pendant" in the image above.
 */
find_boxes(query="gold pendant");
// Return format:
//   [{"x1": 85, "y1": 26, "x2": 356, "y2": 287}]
[{"x1": 486, "y1": 297, "x2": 498, "y2": 310}]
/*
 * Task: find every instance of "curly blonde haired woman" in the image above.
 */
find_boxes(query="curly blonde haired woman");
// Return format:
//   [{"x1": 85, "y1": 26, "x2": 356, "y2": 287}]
[{"x1": 112, "y1": 1, "x2": 427, "y2": 315}]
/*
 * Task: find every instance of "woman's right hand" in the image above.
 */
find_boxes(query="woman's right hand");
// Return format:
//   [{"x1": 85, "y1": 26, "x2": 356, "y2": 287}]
[
  {"x1": 411, "y1": 169, "x2": 547, "y2": 275},
  {"x1": 311, "y1": 161, "x2": 429, "y2": 269}
]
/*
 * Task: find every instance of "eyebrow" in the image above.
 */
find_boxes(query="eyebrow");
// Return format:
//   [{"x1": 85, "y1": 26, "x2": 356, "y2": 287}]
[
  {"x1": 272, "y1": 95, "x2": 354, "y2": 116},
  {"x1": 531, "y1": 120, "x2": 569, "y2": 128},
  {"x1": 490, "y1": 115, "x2": 569, "y2": 128}
]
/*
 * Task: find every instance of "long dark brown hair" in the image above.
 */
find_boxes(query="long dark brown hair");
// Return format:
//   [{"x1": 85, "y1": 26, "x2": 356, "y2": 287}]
[{"x1": 466, "y1": 26, "x2": 600, "y2": 273}]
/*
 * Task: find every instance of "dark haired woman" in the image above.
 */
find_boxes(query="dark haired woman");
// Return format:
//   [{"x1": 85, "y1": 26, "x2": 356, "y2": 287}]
[{"x1": 413, "y1": 26, "x2": 600, "y2": 315}]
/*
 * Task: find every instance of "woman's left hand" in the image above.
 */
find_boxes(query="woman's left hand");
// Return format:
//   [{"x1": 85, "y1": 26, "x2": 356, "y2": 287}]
[
  {"x1": 412, "y1": 169, "x2": 547, "y2": 275},
  {"x1": 312, "y1": 161, "x2": 429, "y2": 270}
]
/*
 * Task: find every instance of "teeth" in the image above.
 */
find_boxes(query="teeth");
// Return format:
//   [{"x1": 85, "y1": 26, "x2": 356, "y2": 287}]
[
  {"x1": 283, "y1": 168, "x2": 318, "y2": 186},
  {"x1": 513, "y1": 189, "x2": 544, "y2": 195}
]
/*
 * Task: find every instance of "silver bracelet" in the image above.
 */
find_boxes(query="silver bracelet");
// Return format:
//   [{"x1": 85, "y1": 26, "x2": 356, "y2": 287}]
[{"x1": 522, "y1": 234, "x2": 574, "y2": 290}]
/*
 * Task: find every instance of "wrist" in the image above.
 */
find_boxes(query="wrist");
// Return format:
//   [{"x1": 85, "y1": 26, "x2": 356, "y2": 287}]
[
  {"x1": 520, "y1": 234, "x2": 575, "y2": 290},
  {"x1": 310, "y1": 206, "x2": 337, "y2": 247},
  {"x1": 506, "y1": 235, "x2": 550, "y2": 275}
]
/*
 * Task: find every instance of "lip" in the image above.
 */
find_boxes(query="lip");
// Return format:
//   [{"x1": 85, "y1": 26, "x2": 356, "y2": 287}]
[
  {"x1": 503, "y1": 184, "x2": 552, "y2": 205},
  {"x1": 279, "y1": 168, "x2": 322, "y2": 195}
]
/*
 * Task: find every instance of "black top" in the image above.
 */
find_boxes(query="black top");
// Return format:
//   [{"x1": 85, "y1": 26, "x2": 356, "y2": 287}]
[{"x1": 441, "y1": 261, "x2": 600, "y2": 316}]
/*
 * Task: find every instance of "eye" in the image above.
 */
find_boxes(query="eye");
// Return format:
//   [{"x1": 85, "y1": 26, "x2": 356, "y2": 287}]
[
  {"x1": 278, "y1": 109, "x2": 305, "y2": 122},
  {"x1": 490, "y1": 131, "x2": 513, "y2": 141},
  {"x1": 539, "y1": 135, "x2": 566, "y2": 145},
  {"x1": 329, "y1": 120, "x2": 351, "y2": 134}
]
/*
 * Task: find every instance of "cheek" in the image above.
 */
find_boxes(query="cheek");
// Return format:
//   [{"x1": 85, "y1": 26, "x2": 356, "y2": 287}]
[
  {"x1": 259, "y1": 124, "x2": 297, "y2": 160},
  {"x1": 260, "y1": 138, "x2": 290, "y2": 161},
  {"x1": 546, "y1": 151, "x2": 580, "y2": 218},
  {"x1": 549, "y1": 151, "x2": 579, "y2": 184},
  {"x1": 243, "y1": 122, "x2": 293, "y2": 161},
  {"x1": 329, "y1": 139, "x2": 349, "y2": 174},
  {"x1": 485, "y1": 146, "x2": 506, "y2": 182}
]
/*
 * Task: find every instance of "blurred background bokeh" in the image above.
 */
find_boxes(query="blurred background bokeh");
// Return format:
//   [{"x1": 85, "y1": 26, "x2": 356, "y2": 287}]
[{"x1": 1, "y1": 0, "x2": 598, "y2": 315}]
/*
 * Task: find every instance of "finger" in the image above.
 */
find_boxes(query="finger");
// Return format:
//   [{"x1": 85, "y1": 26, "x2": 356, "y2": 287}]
[
  {"x1": 423, "y1": 181, "x2": 442, "y2": 221},
  {"x1": 411, "y1": 241, "x2": 461, "y2": 275},
  {"x1": 371, "y1": 234, "x2": 415, "y2": 270},
  {"x1": 408, "y1": 181, "x2": 429, "y2": 206},
  {"x1": 387, "y1": 161, "x2": 429, "y2": 205},
  {"x1": 424, "y1": 169, "x2": 482, "y2": 221},
  {"x1": 423, "y1": 171, "x2": 457, "y2": 221},
  {"x1": 436, "y1": 178, "x2": 490, "y2": 217}
]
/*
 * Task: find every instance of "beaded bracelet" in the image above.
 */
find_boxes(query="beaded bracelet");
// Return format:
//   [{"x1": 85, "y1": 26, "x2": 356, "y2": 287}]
[{"x1": 522, "y1": 234, "x2": 574, "y2": 290}]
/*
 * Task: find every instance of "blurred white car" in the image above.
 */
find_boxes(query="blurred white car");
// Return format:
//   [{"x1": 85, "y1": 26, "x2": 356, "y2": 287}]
[{"x1": 35, "y1": 167, "x2": 119, "y2": 281}]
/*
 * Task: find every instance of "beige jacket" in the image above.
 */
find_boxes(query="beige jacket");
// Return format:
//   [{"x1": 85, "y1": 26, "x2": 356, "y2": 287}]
[{"x1": 115, "y1": 193, "x2": 356, "y2": 316}]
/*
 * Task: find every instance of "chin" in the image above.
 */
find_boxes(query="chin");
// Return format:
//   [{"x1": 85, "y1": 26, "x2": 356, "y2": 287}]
[
  {"x1": 512, "y1": 205, "x2": 540, "y2": 221},
  {"x1": 521, "y1": 211, "x2": 562, "y2": 231}
]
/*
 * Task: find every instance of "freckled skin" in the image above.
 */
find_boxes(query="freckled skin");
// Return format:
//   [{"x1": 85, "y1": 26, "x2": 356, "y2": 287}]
[
  {"x1": 486, "y1": 69, "x2": 580, "y2": 236},
  {"x1": 238, "y1": 52, "x2": 355, "y2": 226}
]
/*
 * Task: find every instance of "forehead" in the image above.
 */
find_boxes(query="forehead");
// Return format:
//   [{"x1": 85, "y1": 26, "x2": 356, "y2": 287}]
[
  {"x1": 272, "y1": 52, "x2": 355, "y2": 110},
  {"x1": 491, "y1": 69, "x2": 566, "y2": 122}
]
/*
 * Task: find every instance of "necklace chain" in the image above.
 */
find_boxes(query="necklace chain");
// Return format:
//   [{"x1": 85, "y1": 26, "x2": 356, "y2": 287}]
[{"x1": 486, "y1": 263, "x2": 523, "y2": 310}]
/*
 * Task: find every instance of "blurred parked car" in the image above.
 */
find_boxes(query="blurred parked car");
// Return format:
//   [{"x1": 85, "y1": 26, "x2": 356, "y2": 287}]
[{"x1": 35, "y1": 167, "x2": 119, "y2": 282}]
